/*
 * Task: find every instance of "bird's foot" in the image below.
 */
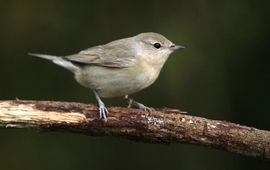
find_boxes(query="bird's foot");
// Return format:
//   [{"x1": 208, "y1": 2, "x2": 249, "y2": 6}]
[
  {"x1": 133, "y1": 102, "x2": 153, "y2": 112},
  {"x1": 93, "y1": 90, "x2": 109, "y2": 121},
  {"x1": 98, "y1": 103, "x2": 108, "y2": 121},
  {"x1": 125, "y1": 95, "x2": 154, "y2": 112}
]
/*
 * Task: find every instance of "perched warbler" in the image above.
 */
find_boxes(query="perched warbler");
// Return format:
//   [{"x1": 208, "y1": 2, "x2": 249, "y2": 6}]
[{"x1": 29, "y1": 32, "x2": 184, "y2": 120}]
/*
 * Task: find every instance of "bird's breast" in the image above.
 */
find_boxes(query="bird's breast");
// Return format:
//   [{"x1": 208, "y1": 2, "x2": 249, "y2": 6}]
[{"x1": 75, "y1": 60, "x2": 162, "y2": 98}]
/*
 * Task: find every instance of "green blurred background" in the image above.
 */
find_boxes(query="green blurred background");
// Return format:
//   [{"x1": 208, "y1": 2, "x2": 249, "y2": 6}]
[{"x1": 0, "y1": 0, "x2": 269, "y2": 169}]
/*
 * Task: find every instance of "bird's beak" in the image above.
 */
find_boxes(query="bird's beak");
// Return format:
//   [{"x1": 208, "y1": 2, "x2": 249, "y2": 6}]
[{"x1": 170, "y1": 44, "x2": 185, "y2": 51}]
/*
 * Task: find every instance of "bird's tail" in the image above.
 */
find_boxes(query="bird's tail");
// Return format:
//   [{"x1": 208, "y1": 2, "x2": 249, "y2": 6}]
[
  {"x1": 28, "y1": 53, "x2": 59, "y2": 61},
  {"x1": 29, "y1": 53, "x2": 79, "y2": 72}
]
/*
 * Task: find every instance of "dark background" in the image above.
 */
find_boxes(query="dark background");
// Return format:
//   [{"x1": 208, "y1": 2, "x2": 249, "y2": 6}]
[{"x1": 0, "y1": 0, "x2": 269, "y2": 170}]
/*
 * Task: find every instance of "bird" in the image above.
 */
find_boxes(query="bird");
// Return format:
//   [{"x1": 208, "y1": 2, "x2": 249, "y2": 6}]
[{"x1": 29, "y1": 32, "x2": 184, "y2": 121}]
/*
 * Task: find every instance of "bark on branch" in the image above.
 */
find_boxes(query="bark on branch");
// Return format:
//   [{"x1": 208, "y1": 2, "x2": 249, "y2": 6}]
[{"x1": 0, "y1": 100, "x2": 269, "y2": 160}]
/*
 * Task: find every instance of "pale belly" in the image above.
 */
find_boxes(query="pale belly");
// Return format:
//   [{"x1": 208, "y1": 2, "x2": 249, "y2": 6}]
[{"x1": 74, "y1": 64, "x2": 160, "y2": 98}]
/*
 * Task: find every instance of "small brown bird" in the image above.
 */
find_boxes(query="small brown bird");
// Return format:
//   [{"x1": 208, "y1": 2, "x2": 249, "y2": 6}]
[{"x1": 29, "y1": 32, "x2": 184, "y2": 120}]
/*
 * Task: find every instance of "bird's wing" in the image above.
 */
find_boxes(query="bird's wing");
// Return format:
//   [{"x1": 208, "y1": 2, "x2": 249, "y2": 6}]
[{"x1": 64, "y1": 42, "x2": 136, "y2": 68}]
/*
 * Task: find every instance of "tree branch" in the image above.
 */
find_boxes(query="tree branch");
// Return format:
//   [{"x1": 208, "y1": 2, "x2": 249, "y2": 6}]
[{"x1": 0, "y1": 100, "x2": 269, "y2": 160}]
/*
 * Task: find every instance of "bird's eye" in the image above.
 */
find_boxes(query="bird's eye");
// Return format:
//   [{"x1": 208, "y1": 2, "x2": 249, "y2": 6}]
[{"x1": 153, "y1": 43, "x2": 162, "y2": 49}]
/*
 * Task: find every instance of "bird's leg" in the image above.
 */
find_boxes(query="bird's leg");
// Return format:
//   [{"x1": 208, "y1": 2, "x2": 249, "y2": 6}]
[
  {"x1": 124, "y1": 95, "x2": 153, "y2": 111},
  {"x1": 93, "y1": 90, "x2": 108, "y2": 121}
]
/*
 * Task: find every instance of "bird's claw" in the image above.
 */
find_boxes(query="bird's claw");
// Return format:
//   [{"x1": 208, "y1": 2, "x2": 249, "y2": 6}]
[
  {"x1": 98, "y1": 104, "x2": 108, "y2": 121},
  {"x1": 136, "y1": 103, "x2": 154, "y2": 112},
  {"x1": 125, "y1": 95, "x2": 153, "y2": 112}
]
